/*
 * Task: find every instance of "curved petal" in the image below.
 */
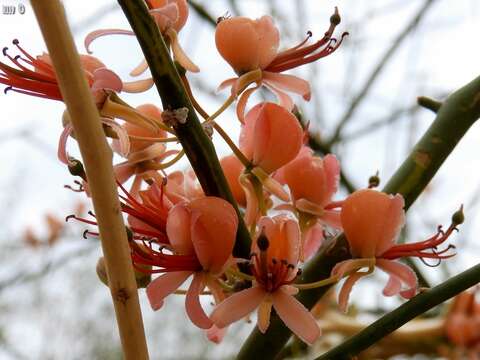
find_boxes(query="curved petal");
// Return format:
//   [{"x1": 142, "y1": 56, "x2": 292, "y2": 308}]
[
  {"x1": 217, "y1": 77, "x2": 238, "y2": 93},
  {"x1": 239, "y1": 175, "x2": 259, "y2": 226},
  {"x1": 376, "y1": 259, "x2": 417, "y2": 299},
  {"x1": 186, "y1": 273, "x2": 212, "y2": 329},
  {"x1": 57, "y1": 124, "x2": 74, "y2": 165},
  {"x1": 130, "y1": 59, "x2": 149, "y2": 77},
  {"x1": 211, "y1": 286, "x2": 266, "y2": 328},
  {"x1": 272, "y1": 286, "x2": 320, "y2": 345},
  {"x1": 338, "y1": 272, "x2": 368, "y2": 313},
  {"x1": 91, "y1": 68, "x2": 123, "y2": 92},
  {"x1": 102, "y1": 118, "x2": 131, "y2": 157},
  {"x1": 122, "y1": 78, "x2": 155, "y2": 93},
  {"x1": 263, "y1": 71, "x2": 311, "y2": 100},
  {"x1": 263, "y1": 82, "x2": 294, "y2": 111},
  {"x1": 84, "y1": 29, "x2": 135, "y2": 54},
  {"x1": 321, "y1": 209, "x2": 342, "y2": 230},
  {"x1": 113, "y1": 162, "x2": 136, "y2": 185},
  {"x1": 236, "y1": 83, "x2": 260, "y2": 124},
  {"x1": 146, "y1": 271, "x2": 192, "y2": 310},
  {"x1": 166, "y1": 28, "x2": 200, "y2": 73}
]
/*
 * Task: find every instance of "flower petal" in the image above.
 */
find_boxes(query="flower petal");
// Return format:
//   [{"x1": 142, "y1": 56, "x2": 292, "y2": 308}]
[
  {"x1": 84, "y1": 29, "x2": 135, "y2": 54},
  {"x1": 263, "y1": 71, "x2": 311, "y2": 100},
  {"x1": 146, "y1": 271, "x2": 192, "y2": 310},
  {"x1": 122, "y1": 78, "x2": 155, "y2": 93},
  {"x1": 211, "y1": 286, "x2": 266, "y2": 328},
  {"x1": 272, "y1": 286, "x2": 320, "y2": 345},
  {"x1": 337, "y1": 272, "x2": 368, "y2": 313},
  {"x1": 376, "y1": 259, "x2": 417, "y2": 299},
  {"x1": 186, "y1": 273, "x2": 212, "y2": 329}
]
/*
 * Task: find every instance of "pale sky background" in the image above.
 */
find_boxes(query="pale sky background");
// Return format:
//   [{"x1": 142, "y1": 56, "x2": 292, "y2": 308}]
[{"x1": 0, "y1": 0, "x2": 479, "y2": 359}]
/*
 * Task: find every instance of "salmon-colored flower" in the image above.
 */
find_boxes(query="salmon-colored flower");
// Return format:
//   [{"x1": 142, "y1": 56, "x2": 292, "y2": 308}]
[
  {"x1": 332, "y1": 189, "x2": 459, "y2": 312},
  {"x1": 238, "y1": 102, "x2": 303, "y2": 223},
  {"x1": 143, "y1": 197, "x2": 238, "y2": 329},
  {"x1": 275, "y1": 146, "x2": 342, "y2": 258},
  {"x1": 445, "y1": 289, "x2": 480, "y2": 352},
  {"x1": 211, "y1": 216, "x2": 321, "y2": 345},
  {"x1": 0, "y1": 40, "x2": 122, "y2": 102},
  {"x1": 240, "y1": 102, "x2": 303, "y2": 174},
  {"x1": 216, "y1": 8, "x2": 347, "y2": 121}
]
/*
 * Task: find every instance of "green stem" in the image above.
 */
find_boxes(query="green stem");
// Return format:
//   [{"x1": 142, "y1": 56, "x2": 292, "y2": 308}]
[
  {"x1": 237, "y1": 75, "x2": 480, "y2": 360},
  {"x1": 117, "y1": 0, "x2": 251, "y2": 258},
  {"x1": 315, "y1": 262, "x2": 480, "y2": 360}
]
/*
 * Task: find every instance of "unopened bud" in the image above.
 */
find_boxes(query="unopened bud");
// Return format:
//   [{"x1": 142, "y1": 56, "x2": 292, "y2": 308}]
[
  {"x1": 68, "y1": 158, "x2": 86, "y2": 179},
  {"x1": 96, "y1": 257, "x2": 109, "y2": 287},
  {"x1": 368, "y1": 171, "x2": 380, "y2": 188},
  {"x1": 330, "y1": 8, "x2": 341, "y2": 25},
  {"x1": 96, "y1": 256, "x2": 151, "y2": 288},
  {"x1": 452, "y1": 205, "x2": 465, "y2": 225}
]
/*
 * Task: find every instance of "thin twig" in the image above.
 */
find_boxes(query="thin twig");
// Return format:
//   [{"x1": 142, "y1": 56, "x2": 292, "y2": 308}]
[
  {"x1": 328, "y1": 0, "x2": 437, "y2": 146},
  {"x1": 315, "y1": 262, "x2": 480, "y2": 359},
  {"x1": 30, "y1": 2, "x2": 149, "y2": 359}
]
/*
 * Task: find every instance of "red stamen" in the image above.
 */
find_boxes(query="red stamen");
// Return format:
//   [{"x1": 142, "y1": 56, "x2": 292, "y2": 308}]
[{"x1": 381, "y1": 224, "x2": 457, "y2": 261}]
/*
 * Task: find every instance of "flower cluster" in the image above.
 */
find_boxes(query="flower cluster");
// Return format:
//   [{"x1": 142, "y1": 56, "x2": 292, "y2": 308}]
[{"x1": 3, "y1": 2, "x2": 463, "y2": 348}]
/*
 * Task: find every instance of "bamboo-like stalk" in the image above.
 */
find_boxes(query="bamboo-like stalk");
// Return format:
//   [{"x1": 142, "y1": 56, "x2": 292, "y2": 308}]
[{"x1": 30, "y1": 1, "x2": 149, "y2": 359}]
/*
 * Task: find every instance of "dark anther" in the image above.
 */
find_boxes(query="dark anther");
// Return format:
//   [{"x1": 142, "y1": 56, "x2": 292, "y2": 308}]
[
  {"x1": 82, "y1": 230, "x2": 89, "y2": 239},
  {"x1": 13, "y1": 55, "x2": 20, "y2": 61},
  {"x1": 287, "y1": 264, "x2": 295, "y2": 269},
  {"x1": 296, "y1": 268, "x2": 303, "y2": 276},
  {"x1": 307, "y1": 30, "x2": 313, "y2": 37},
  {"x1": 88, "y1": 210, "x2": 96, "y2": 217},
  {"x1": 272, "y1": 258, "x2": 277, "y2": 264},
  {"x1": 2, "y1": 47, "x2": 9, "y2": 56},
  {"x1": 330, "y1": 14, "x2": 341, "y2": 25},
  {"x1": 280, "y1": 259, "x2": 288, "y2": 265},
  {"x1": 4, "y1": 86, "x2": 12, "y2": 94},
  {"x1": 419, "y1": 255, "x2": 441, "y2": 268},
  {"x1": 65, "y1": 214, "x2": 75, "y2": 222},
  {"x1": 12, "y1": 39, "x2": 19, "y2": 45},
  {"x1": 257, "y1": 233, "x2": 269, "y2": 251}
]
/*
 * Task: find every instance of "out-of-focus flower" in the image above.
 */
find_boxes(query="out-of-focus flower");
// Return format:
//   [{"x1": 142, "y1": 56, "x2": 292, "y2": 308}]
[
  {"x1": 211, "y1": 216, "x2": 321, "y2": 345},
  {"x1": 0, "y1": 40, "x2": 122, "y2": 103},
  {"x1": 332, "y1": 189, "x2": 459, "y2": 312},
  {"x1": 444, "y1": 289, "x2": 480, "y2": 358},
  {"x1": 215, "y1": 8, "x2": 347, "y2": 121}
]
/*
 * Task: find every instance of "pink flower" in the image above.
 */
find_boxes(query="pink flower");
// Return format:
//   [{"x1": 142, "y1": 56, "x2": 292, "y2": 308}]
[
  {"x1": 332, "y1": 189, "x2": 458, "y2": 312},
  {"x1": 215, "y1": 8, "x2": 347, "y2": 121},
  {"x1": 240, "y1": 102, "x2": 303, "y2": 174},
  {"x1": 143, "y1": 197, "x2": 238, "y2": 329},
  {"x1": 211, "y1": 216, "x2": 321, "y2": 345},
  {"x1": 238, "y1": 102, "x2": 303, "y2": 223},
  {"x1": 275, "y1": 146, "x2": 342, "y2": 258},
  {"x1": 0, "y1": 40, "x2": 122, "y2": 102}
]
